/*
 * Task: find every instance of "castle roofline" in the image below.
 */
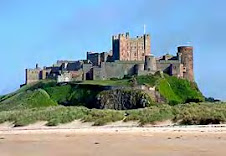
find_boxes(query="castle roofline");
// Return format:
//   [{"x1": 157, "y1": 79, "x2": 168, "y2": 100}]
[
  {"x1": 113, "y1": 32, "x2": 150, "y2": 39},
  {"x1": 178, "y1": 45, "x2": 193, "y2": 48}
]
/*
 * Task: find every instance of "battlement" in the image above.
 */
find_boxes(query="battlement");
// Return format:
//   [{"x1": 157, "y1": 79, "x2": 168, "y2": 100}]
[
  {"x1": 178, "y1": 46, "x2": 193, "y2": 50},
  {"x1": 113, "y1": 33, "x2": 150, "y2": 40},
  {"x1": 113, "y1": 32, "x2": 129, "y2": 40}
]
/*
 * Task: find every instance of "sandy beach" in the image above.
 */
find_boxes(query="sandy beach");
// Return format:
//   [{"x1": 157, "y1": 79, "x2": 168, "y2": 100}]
[{"x1": 1, "y1": 122, "x2": 226, "y2": 156}]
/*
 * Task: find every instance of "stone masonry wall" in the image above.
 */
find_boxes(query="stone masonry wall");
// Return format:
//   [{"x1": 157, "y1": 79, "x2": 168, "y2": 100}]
[
  {"x1": 112, "y1": 33, "x2": 151, "y2": 61},
  {"x1": 26, "y1": 69, "x2": 41, "y2": 84}
]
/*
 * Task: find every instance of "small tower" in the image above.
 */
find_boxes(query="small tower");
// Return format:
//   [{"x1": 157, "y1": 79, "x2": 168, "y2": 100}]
[
  {"x1": 144, "y1": 55, "x2": 156, "y2": 71},
  {"x1": 178, "y1": 46, "x2": 194, "y2": 81}
]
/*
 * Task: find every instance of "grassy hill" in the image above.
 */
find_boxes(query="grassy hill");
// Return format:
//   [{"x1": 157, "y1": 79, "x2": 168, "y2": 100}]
[
  {"x1": 157, "y1": 75, "x2": 204, "y2": 105},
  {"x1": 135, "y1": 74, "x2": 204, "y2": 105},
  {"x1": 0, "y1": 89, "x2": 57, "y2": 111},
  {"x1": 0, "y1": 75, "x2": 225, "y2": 127},
  {"x1": 0, "y1": 74, "x2": 204, "y2": 111}
]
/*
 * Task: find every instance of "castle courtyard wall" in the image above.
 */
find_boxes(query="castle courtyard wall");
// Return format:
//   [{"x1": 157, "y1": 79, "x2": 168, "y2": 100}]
[
  {"x1": 93, "y1": 61, "x2": 144, "y2": 80},
  {"x1": 156, "y1": 60, "x2": 180, "y2": 74}
]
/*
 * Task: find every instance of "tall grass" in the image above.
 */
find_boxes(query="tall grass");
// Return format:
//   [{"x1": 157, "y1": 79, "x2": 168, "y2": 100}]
[{"x1": 0, "y1": 102, "x2": 225, "y2": 127}]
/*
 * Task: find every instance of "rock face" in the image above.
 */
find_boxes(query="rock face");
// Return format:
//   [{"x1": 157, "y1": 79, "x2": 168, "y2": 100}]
[{"x1": 95, "y1": 89, "x2": 153, "y2": 110}]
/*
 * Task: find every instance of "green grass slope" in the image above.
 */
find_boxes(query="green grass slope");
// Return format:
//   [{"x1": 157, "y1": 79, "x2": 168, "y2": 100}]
[
  {"x1": 0, "y1": 74, "x2": 204, "y2": 112},
  {"x1": 136, "y1": 74, "x2": 160, "y2": 86},
  {"x1": 132, "y1": 73, "x2": 204, "y2": 105},
  {"x1": 0, "y1": 75, "x2": 216, "y2": 127},
  {"x1": 0, "y1": 80, "x2": 56, "y2": 103},
  {"x1": 44, "y1": 85, "x2": 72, "y2": 104},
  {"x1": 44, "y1": 84, "x2": 100, "y2": 107},
  {"x1": 157, "y1": 75, "x2": 204, "y2": 105},
  {"x1": 0, "y1": 89, "x2": 57, "y2": 111},
  {"x1": 5, "y1": 81, "x2": 102, "y2": 108}
]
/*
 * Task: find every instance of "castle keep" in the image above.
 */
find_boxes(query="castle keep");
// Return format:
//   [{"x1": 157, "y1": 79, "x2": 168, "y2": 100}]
[
  {"x1": 112, "y1": 33, "x2": 151, "y2": 61},
  {"x1": 25, "y1": 32, "x2": 194, "y2": 84}
]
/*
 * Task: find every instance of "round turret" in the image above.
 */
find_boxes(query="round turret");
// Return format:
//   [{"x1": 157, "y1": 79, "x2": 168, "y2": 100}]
[
  {"x1": 144, "y1": 55, "x2": 156, "y2": 71},
  {"x1": 178, "y1": 46, "x2": 194, "y2": 81}
]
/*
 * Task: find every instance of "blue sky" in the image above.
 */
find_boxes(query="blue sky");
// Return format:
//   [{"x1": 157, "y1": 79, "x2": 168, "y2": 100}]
[{"x1": 0, "y1": 0, "x2": 226, "y2": 100}]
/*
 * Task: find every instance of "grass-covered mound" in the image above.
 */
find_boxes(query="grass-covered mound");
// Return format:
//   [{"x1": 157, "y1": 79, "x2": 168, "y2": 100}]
[
  {"x1": 0, "y1": 80, "x2": 56, "y2": 103},
  {"x1": 0, "y1": 102, "x2": 225, "y2": 127},
  {"x1": 133, "y1": 73, "x2": 204, "y2": 105},
  {"x1": 0, "y1": 73, "x2": 204, "y2": 112},
  {"x1": 0, "y1": 89, "x2": 57, "y2": 111},
  {"x1": 157, "y1": 75, "x2": 204, "y2": 105},
  {"x1": 0, "y1": 81, "x2": 107, "y2": 110},
  {"x1": 35, "y1": 82, "x2": 102, "y2": 107}
]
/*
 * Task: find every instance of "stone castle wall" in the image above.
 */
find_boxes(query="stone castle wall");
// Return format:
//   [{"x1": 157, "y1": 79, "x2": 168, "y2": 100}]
[
  {"x1": 24, "y1": 32, "x2": 194, "y2": 85},
  {"x1": 87, "y1": 52, "x2": 101, "y2": 66},
  {"x1": 93, "y1": 61, "x2": 140, "y2": 80},
  {"x1": 26, "y1": 69, "x2": 41, "y2": 84}
]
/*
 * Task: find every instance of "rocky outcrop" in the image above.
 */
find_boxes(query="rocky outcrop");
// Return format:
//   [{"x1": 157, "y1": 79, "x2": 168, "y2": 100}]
[{"x1": 95, "y1": 89, "x2": 154, "y2": 110}]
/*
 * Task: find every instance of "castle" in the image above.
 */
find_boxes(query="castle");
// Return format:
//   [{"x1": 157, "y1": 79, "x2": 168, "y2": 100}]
[{"x1": 25, "y1": 32, "x2": 194, "y2": 85}]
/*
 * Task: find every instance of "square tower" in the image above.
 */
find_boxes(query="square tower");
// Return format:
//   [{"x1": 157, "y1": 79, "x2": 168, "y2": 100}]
[{"x1": 112, "y1": 32, "x2": 151, "y2": 61}]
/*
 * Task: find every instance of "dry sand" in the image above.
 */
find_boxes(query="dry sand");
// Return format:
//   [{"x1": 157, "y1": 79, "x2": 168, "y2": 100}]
[{"x1": 1, "y1": 121, "x2": 226, "y2": 156}]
